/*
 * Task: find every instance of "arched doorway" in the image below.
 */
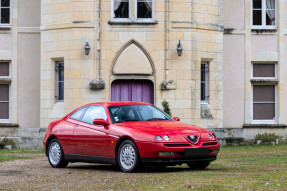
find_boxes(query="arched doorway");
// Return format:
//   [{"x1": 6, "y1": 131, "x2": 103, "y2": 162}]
[{"x1": 111, "y1": 80, "x2": 154, "y2": 104}]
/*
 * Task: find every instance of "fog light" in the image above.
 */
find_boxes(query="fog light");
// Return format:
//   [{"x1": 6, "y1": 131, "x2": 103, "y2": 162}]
[
  {"x1": 159, "y1": 152, "x2": 175, "y2": 156},
  {"x1": 211, "y1": 149, "x2": 219, "y2": 154}
]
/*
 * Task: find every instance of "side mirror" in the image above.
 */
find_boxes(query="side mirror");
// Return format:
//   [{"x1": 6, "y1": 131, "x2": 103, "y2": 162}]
[
  {"x1": 173, "y1": 117, "x2": 180, "y2": 121},
  {"x1": 93, "y1": 118, "x2": 109, "y2": 126}
]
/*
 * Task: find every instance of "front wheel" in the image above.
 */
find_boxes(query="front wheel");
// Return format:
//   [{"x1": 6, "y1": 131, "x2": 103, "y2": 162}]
[
  {"x1": 117, "y1": 140, "x2": 141, "y2": 172},
  {"x1": 186, "y1": 161, "x2": 210, "y2": 170},
  {"x1": 47, "y1": 139, "x2": 68, "y2": 168}
]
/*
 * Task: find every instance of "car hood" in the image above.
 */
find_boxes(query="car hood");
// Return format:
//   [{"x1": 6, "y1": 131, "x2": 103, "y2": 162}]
[{"x1": 111, "y1": 121, "x2": 215, "y2": 143}]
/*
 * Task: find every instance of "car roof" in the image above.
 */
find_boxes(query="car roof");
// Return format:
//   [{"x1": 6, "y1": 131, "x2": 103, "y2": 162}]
[{"x1": 84, "y1": 102, "x2": 152, "y2": 107}]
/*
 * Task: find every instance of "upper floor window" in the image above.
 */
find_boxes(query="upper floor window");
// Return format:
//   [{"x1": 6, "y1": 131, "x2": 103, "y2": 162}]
[
  {"x1": 252, "y1": 0, "x2": 277, "y2": 29},
  {"x1": 112, "y1": 0, "x2": 154, "y2": 20},
  {"x1": 0, "y1": 0, "x2": 11, "y2": 25}
]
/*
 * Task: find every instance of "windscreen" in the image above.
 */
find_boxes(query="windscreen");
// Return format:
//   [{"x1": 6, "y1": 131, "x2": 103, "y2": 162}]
[{"x1": 109, "y1": 105, "x2": 172, "y2": 123}]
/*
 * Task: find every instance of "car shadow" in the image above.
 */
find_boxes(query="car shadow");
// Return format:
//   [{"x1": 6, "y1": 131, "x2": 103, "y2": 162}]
[{"x1": 66, "y1": 163, "x2": 226, "y2": 173}]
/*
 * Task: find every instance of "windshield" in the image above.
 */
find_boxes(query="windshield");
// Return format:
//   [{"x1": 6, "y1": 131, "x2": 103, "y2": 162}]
[{"x1": 109, "y1": 105, "x2": 173, "y2": 123}]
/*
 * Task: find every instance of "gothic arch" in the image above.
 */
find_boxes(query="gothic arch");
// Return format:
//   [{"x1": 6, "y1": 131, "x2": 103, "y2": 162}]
[{"x1": 111, "y1": 39, "x2": 155, "y2": 75}]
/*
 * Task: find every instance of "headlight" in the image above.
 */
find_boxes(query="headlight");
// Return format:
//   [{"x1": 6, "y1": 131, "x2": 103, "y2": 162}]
[
  {"x1": 156, "y1": 135, "x2": 163, "y2": 141},
  {"x1": 163, "y1": 135, "x2": 170, "y2": 141}
]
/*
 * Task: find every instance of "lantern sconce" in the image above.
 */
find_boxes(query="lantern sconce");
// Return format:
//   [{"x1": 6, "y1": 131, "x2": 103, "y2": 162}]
[
  {"x1": 177, "y1": 40, "x2": 183, "y2": 57},
  {"x1": 84, "y1": 40, "x2": 91, "y2": 55}
]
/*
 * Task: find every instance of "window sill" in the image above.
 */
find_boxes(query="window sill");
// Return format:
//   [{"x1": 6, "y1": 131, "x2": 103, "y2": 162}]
[
  {"x1": 0, "y1": 123, "x2": 19, "y2": 128},
  {"x1": 0, "y1": 25, "x2": 12, "y2": 30},
  {"x1": 251, "y1": 29, "x2": 277, "y2": 34},
  {"x1": 0, "y1": 78, "x2": 12, "y2": 83},
  {"x1": 243, "y1": 124, "x2": 286, "y2": 128},
  {"x1": 250, "y1": 79, "x2": 278, "y2": 84},
  {"x1": 108, "y1": 19, "x2": 158, "y2": 25}
]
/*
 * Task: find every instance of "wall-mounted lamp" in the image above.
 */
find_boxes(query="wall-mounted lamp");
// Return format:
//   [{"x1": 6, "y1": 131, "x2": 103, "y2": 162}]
[
  {"x1": 177, "y1": 40, "x2": 183, "y2": 57},
  {"x1": 84, "y1": 40, "x2": 91, "y2": 55}
]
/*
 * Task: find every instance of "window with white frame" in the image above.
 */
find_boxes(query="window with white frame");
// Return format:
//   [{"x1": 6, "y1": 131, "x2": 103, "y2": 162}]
[
  {"x1": 201, "y1": 62, "x2": 209, "y2": 103},
  {"x1": 252, "y1": 0, "x2": 276, "y2": 29},
  {"x1": 253, "y1": 63, "x2": 276, "y2": 78},
  {"x1": 55, "y1": 62, "x2": 64, "y2": 102},
  {"x1": 112, "y1": 0, "x2": 154, "y2": 20},
  {"x1": 0, "y1": 0, "x2": 11, "y2": 25},
  {"x1": 252, "y1": 63, "x2": 277, "y2": 121},
  {"x1": 136, "y1": 0, "x2": 152, "y2": 19},
  {"x1": 253, "y1": 85, "x2": 276, "y2": 120},
  {"x1": 0, "y1": 62, "x2": 10, "y2": 120}
]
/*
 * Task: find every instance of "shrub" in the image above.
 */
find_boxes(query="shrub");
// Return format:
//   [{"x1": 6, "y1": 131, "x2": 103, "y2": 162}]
[
  {"x1": 0, "y1": 138, "x2": 15, "y2": 149},
  {"x1": 254, "y1": 132, "x2": 279, "y2": 144},
  {"x1": 162, "y1": 99, "x2": 172, "y2": 116}
]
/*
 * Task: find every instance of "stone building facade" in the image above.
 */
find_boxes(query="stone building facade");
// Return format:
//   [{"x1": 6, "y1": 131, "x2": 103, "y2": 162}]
[
  {"x1": 1, "y1": 0, "x2": 287, "y2": 148},
  {"x1": 0, "y1": 0, "x2": 42, "y2": 147},
  {"x1": 223, "y1": 0, "x2": 287, "y2": 140},
  {"x1": 40, "y1": 0, "x2": 223, "y2": 131}
]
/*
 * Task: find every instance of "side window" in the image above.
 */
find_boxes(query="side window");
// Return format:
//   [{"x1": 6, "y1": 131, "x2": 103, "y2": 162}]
[
  {"x1": 70, "y1": 107, "x2": 87, "y2": 121},
  {"x1": 0, "y1": 0, "x2": 11, "y2": 25},
  {"x1": 82, "y1": 106, "x2": 108, "y2": 124}
]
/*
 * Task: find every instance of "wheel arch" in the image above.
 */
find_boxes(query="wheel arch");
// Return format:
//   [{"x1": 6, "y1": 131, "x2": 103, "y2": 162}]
[
  {"x1": 115, "y1": 136, "x2": 141, "y2": 163},
  {"x1": 45, "y1": 135, "x2": 59, "y2": 156}
]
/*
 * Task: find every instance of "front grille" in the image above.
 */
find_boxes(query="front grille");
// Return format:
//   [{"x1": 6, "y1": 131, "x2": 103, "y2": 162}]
[
  {"x1": 164, "y1": 144, "x2": 190, "y2": 147},
  {"x1": 202, "y1": 142, "x2": 218, "y2": 146},
  {"x1": 187, "y1": 135, "x2": 199, "y2": 143}
]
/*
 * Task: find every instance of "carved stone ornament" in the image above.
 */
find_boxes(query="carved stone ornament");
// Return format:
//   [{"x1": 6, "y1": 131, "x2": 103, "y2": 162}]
[
  {"x1": 161, "y1": 80, "x2": 176, "y2": 90},
  {"x1": 90, "y1": 78, "x2": 105, "y2": 90}
]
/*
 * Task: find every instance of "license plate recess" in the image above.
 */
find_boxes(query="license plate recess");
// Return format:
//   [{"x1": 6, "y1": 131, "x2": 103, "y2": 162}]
[{"x1": 184, "y1": 148, "x2": 210, "y2": 158}]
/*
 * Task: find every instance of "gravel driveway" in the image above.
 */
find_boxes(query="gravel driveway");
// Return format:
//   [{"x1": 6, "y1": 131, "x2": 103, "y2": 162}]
[{"x1": 0, "y1": 154, "x2": 190, "y2": 191}]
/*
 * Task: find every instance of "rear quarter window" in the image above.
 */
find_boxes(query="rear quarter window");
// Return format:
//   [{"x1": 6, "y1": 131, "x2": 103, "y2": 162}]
[{"x1": 70, "y1": 107, "x2": 87, "y2": 121}]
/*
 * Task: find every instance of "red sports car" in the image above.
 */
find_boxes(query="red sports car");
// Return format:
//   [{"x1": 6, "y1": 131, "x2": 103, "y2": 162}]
[{"x1": 43, "y1": 102, "x2": 220, "y2": 172}]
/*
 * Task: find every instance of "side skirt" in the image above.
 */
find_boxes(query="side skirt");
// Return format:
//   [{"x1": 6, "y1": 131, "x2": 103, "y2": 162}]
[{"x1": 64, "y1": 154, "x2": 117, "y2": 165}]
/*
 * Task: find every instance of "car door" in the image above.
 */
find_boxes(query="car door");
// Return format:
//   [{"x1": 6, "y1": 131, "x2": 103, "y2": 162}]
[
  {"x1": 73, "y1": 105, "x2": 109, "y2": 157},
  {"x1": 60, "y1": 106, "x2": 88, "y2": 154}
]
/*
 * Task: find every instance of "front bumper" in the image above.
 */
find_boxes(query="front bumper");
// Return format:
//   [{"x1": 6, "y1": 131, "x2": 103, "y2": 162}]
[{"x1": 135, "y1": 140, "x2": 220, "y2": 164}]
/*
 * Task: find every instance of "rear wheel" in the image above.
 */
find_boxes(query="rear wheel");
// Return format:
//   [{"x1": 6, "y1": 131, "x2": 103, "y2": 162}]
[
  {"x1": 117, "y1": 140, "x2": 140, "y2": 172},
  {"x1": 48, "y1": 139, "x2": 68, "y2": 168},
  {"x1": 186, "y1": 161, "x2": 210, "y2": 170}
]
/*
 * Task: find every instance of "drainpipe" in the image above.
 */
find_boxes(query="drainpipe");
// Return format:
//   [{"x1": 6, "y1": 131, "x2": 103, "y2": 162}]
[{"x1": 90, "y1": 0, "x2": 105, "y2": 90}]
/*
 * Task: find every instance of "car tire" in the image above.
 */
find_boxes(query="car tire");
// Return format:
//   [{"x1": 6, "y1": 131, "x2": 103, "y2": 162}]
[
  {"x1": 186, "y1": 161, "x2": 210, "y2": 170},
  {"x1": 47, "y1": 139, "x2": 68, "y2": 168},
  {"x1": 117, "y1": 140, "x2": 141, "y2": 172}
]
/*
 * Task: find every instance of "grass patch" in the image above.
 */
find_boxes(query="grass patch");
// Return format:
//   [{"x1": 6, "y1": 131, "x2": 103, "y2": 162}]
[
  {"x1": 0, "y1": 148, "x2": 44, "y2": 155},
  {"x1": 0, "y1": 149, "x2": 44, "y2": 163},
  {"x1": 0, "y1": 155, "x2": 32, "y2": 162}
]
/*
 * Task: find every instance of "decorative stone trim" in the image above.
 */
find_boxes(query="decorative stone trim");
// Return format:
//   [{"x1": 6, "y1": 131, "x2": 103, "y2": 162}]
[
  {"x1": 243, "y1": 124, "x2": 287, "y2": 128},
  {"x1": 108, "y1": 20, "x2": 158, "y2": 25},
  {"x1": 0, "y1": 123, "x2": 19, "y2": 128}
]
